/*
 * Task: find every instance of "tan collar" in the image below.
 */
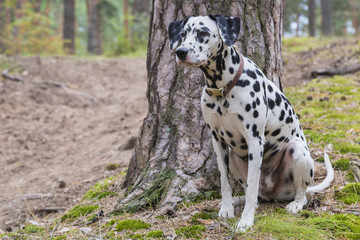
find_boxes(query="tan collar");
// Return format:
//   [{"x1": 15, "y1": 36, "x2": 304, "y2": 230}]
[{"x1": 206, "y1": 48, "x2": 244, "y2": 97}]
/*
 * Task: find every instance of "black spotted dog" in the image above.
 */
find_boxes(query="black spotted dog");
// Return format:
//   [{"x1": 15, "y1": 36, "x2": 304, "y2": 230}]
[{"x1": 168, "y1": 15, "x2": 334, "y2": 232}]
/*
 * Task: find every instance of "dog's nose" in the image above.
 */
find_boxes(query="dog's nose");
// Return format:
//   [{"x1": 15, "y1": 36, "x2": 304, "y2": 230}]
[{"x1": 176, "y1": 48, "x2": 188, "y2": 61}]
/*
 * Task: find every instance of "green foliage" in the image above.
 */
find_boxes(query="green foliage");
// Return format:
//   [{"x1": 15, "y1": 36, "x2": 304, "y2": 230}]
[
  {"x1": 115, "y1": 219, "x2": 150, "y2": 232},
  {"x1": 23, "y1": 224, "x2": 44, "y2": 234},
  {"x1": 175, "y1": 225, "x2": 206, "y2": 239},
  {"x1": 82, "y1": 176, "x2": 115, "y2": 201},
  {"x1": 61, "y1": 205, "x2": 99, "y2": 222},
  {"x1": 1, "y1": 3, "x2": 63, "y2": 55},
  {"x1": 52, "y1": 236, "x2": 67, "y2": 240},
  {"x1": 332, "y1": 158, "x2": 350, "y2": 171},
  {"x1": 334, "y1": 183, "x2": 360, "y2": 204},
  {"x1": 146, "y1": 230, "x2": 163, "y2": 238}
]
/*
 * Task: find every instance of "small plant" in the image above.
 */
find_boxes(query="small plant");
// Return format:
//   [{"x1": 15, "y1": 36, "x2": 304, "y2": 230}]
[
  {"x1": 146, "y1": 230, "x2": 163, "y2": 238},
  {"x1": 115, "y1": 219, "x2": 151, "y2": 232},
  {"x1": 175, "y1": 225, "x2": 206, "y2": 239},
  {"x1": 334, "y1": 183, "x2": 360, "y2": 204},
  {"x1": 61, "y1": 205, "x2": 99, "y2": 222}
]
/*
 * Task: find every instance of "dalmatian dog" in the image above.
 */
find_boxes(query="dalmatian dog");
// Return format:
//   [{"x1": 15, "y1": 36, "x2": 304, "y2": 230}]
[{"x1": 168, "y1": 15, "x2": 334, "y2": 232}]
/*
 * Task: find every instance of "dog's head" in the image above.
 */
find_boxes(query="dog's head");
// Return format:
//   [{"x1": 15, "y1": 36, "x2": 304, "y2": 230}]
[{"x1": 168, "y1": 15, "x2": 241, "y2": 66}]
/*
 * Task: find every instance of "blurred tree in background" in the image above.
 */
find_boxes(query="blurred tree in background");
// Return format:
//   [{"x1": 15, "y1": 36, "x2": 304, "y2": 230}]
[
  {"x1": 0, "y1": 0, "x2": 151, "y2": 56},
  {"x1": 283, "y1": 0, "x2": 360, "y2": 37},
  {"x1": 0, "y1": 0, "x2": 359, "y2": 56}
]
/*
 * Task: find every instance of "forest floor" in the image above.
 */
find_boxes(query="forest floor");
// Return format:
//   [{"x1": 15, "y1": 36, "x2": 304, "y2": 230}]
[{"x1": 0, "y1": 37, "x2": 360, "y2": 239}]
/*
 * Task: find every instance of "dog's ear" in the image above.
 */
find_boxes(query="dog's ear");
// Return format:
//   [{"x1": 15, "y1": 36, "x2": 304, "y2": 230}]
[
  {"x1": 168, "y1": 17, "x2": 189, "y2": 50},
  {"x1": 209, "y1": 15, "x2": 241, "y2": 46}
]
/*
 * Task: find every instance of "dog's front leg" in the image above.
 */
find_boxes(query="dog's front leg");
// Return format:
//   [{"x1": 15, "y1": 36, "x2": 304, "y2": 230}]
[
  {"x1": 212, "y1": 135, "x2": 234, "y2": 218},
  {"x1": 236, "y1": 136, "x2": 264, "y2": 232}
]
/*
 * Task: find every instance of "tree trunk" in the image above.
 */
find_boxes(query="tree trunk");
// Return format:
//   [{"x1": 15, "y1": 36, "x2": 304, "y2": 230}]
[
  {"x1": 87, "y1": 0, "x2": 101, "y2": 54},
  {"x1": 321, "y1": 0, "x2": 333, "y2": 36},
  {"x1": 116, "y1": 0, "x2": 283, "y2": 213},
  {"x1": 33, "y1": 0, "x2": 41, "y2": 12},
  {"x1": 308, "y1": 0, "x2": 316, "y2": 36},
  {"x1": 350, "y1": 0, "x2": 359, "y2": 36},
  {"x1": 63, "y1": 0, "x2": 76, "y2": 54},
  {"x1": 123, "y1": 0, "x2": 130, "y2": 44},
  {"x1": 132, "y1": 0, "x2": 151, "y2": 16}
]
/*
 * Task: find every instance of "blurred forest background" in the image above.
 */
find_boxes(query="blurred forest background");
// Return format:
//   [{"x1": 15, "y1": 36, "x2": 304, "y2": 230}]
[{"x1": 0, "y1": 0, "x2": 359, "y2": 57}]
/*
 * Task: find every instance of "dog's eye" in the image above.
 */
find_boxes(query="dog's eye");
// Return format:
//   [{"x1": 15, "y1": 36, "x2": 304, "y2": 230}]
[
  {"x1": 197, "y1": 30, "x2": 210, "y2": 38},
  {"x1": 180, "y1": 31, "x2": 187, "y2": 38}
]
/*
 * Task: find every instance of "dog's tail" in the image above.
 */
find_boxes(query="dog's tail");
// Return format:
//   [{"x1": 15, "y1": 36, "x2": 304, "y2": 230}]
[{"x1": 306, "y1": 152, "x2": 334, "y2": 193}]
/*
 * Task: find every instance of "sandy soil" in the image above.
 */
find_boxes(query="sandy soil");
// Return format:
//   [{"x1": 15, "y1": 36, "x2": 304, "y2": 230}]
[{"x1": 0, "y1": 56, "x2": 147, "y2": 231}]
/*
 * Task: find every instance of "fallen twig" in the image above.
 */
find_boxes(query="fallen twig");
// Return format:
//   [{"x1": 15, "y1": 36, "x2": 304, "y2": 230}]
[
  {"x1": 311, "y1": 63, "x2": 360, "y2": 78},
  {"x1": 2, "y1": 69, "x2": 25, "y2": 82}
]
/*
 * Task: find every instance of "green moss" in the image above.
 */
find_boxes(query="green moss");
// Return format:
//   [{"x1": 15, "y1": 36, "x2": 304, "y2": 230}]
[
  {"x1": 61, "y1": 205, "x2": 99, "y2": 222},
  {"x1": 23, "y1": 224, "x2": 44, "y2": 234},
  {"x1": 115, "y1": 219, "x2": 150, "y2": 232},
  {"x1": 283, "y1": 37, "x2": 335, "y2": 53},
  {"x1": 127, "y1": 233, "x2": 143, "y2": 239},
  {"x1": 190, "y1": 211, "x2": 216, "y2": 224},
  {"x1": 52, "y1": 236, "x2": 67, "y2": 240},
  {"x1": 83, "y1": 176, "x2": 115, "y2": 201},
  {"x1": 175, "y1": 225, "x2": 206, "y2": 239},
  {"x1": 345, "y1": 171, "x2": 356, "y2": 182},
  {"x1": 247, "y1": 210, "x2": 360, "y2": 239},
  {"x1": 335, "y1": 183, "x2": 360, "y2": 204},
  {"x1": 146, "y1": 230, "x2": 163, "y2": 238},
  {"x1": 332, "y1": 158, "x2": 350, "y2": 170},
  {"x1": 307, "y1": 214, "x2": 360, "y2": 239}
]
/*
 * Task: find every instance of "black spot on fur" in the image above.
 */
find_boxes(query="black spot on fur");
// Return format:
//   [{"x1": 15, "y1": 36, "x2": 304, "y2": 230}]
[
  {"x1": 252, "y1": 101, "x2": 257, "y2": 109},
  {"x1": 226, "y1": 131, "x2": 233, "y2": 138},
  {"x1": 231, "y1": 140, "x2": 236, "y2": 147},
  {"x1": 206, "y1": 103, "x2": 215, "y2": 109},
  {"x1": 252, "y1": 124, "x2": 259, "y2": 137},
  {"x1": 229, "y1": 67, "x2": 234, "y2": 74},
  {"x1": 271, "y1": 129, "x2": 281, "y2": 136},
  {"x1": 212, "y1": 131, "x2": 219, "y2": 141},
  {"x1": 255, "y1": 69, "x2": 263, "y2": 78},
  {"x1": 279, "y1": 110, "x2": 285, "y2": 121},
  {"x1": 238, "y1": 114, "x2": 244, "y2": 121},
  {"x1": 310, "y1": 169, "x2": 313, "y2": 178},
  {"x1": 277, "y1": 136, "x2": 285, "y2": 142},
  {"x1": 286, "y1": 116, "x2": 293, "y2": 124},
  {"x1": 246, "y1": 69, "x2": 257, "y2": 79},
  {"x1": 225, "y1": 154, "x2": 229, "y2": 172},
  {"x1": 217, "y1": 106, "x2": 223, "y2": 116},
  {"x1": 268, "y1": 98, "x2": 275, "y2": 109},
  {"x1": 253, "y1": 110, "x2": 259, "y2": 118},
  {"x1": 245, "y1": 104, "x2": 251, "y2": 112},
  {"x1": 236, "y1": 80, "x2": 250, "y2": 87},
  {"x1": 221, "y1": 141, "x2": 226, "y2": 149},
  {"x1": 267, "y1": 85, "x2": 273, "y2": 92},
  {"x1": 250, "y1": 92, "x2": 255, "y2": 97},
  {"x1": 256, "y1": 98, "x2": 261, "y2": 105},
  {"x1": 290, "y1": 147, "x2": 295, "y2": 154},
  {"x1": 253, "y1": 82, "x2": 261, "y2": 92},
  {"x1": 275, "y1": 92, "x2": 282, "y2": 106},
  {"x1": 249, "y1": 153, "x2": 253, "y2": 161},
  {"x1": 291, "y1": 129, "x2": 296, "y2": 135}
]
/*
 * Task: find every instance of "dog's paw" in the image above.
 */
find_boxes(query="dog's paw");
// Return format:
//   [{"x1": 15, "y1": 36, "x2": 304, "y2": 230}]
[
  {"x1": 218, "y1": 203, "x2": 234, "y2": 218},
  {"x1": 286, "y1": 200, "x2": 304, "y2": 214},
  {"x1": 235, "y1": 216, "x2": 254, "y2": 233}
]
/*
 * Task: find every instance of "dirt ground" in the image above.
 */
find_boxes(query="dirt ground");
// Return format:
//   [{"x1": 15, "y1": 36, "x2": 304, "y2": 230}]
[{"x1": 0, "y1": 56, "x2": 147, "y2": 231}]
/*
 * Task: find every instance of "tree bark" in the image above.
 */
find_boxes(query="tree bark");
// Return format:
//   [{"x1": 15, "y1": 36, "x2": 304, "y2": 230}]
[
  {"x1": 116, "y1": 0, "x2": 283, "y2": 213},
  {"x1": 63, "y1": 0, "x2": 76, "y2": 54},
  {"x1": 123, "y1": 0, "x2": 130, "y2": 43},
  {"x1": 350, "y1": 0, "x2": 359, "y2": 36},
  {"x1": 321, "y1": 0, "x2": 333, "y2": 36},
  {"x1": 132, "y1": 0, "x2": 151, "y2": 16},
  {"x1": 308, "y1": 0, "x2": 316, "y2": 36}
]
